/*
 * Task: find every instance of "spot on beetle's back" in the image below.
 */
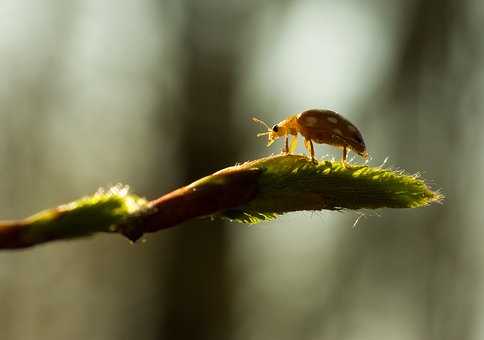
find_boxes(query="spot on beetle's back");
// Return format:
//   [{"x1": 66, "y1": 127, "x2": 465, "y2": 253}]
[
  {"x1": 297, "y1": 109, "x2": 340, "y2": 129},
  {"x1": 347, "y1": 124, "x2": 357, "y2": 133},
  {"x1": 332, "y1": 128, "x2": 343, "y2": 136},
  {"x1": 303, "y1": 116, "x2": 319, "y2": 127}
]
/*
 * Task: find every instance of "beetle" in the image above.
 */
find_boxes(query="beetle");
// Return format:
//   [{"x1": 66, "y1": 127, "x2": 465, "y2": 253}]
[{"x1": 253, "y1": 109, "x2": 368, "y2": 163}]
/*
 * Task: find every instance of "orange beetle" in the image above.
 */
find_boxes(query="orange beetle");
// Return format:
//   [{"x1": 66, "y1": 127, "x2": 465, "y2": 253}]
[{"x1": 253, "y1": 109, "x2": 368, "y2": 163}]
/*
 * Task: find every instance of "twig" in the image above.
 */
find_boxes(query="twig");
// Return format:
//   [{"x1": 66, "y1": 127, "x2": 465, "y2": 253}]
[{"x1": 0, "y1": 155, "x2": 443, "y2": 249}]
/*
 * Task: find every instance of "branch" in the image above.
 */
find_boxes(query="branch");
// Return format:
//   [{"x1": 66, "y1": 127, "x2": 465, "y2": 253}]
[{"x1": 0, "y1": 155, "x2": 443, "y2": 249}]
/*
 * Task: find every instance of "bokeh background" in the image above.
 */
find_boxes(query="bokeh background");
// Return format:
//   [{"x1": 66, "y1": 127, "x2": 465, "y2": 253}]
[{"x1": 0, "y1": 0, "x2": 483, "y2": 339}]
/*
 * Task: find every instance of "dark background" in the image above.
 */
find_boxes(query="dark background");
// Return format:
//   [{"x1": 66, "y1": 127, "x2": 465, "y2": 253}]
[{"x1": 0, "y1": 1, "x2": 483, "y2": 339}]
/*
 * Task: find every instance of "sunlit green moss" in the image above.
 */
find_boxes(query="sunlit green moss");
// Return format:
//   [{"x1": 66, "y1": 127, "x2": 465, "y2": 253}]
[
  {"x1": 21, "y1": 185, "x2": 147, "y2": 244},
  {"x1": 221, "y1": 154, "x2": 443, "y2": 223}
]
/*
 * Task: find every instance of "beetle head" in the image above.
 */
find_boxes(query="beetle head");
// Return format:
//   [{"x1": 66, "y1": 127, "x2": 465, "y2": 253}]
[{"x1": 252, "y1": 117, "x2": 285, "y2": 146}]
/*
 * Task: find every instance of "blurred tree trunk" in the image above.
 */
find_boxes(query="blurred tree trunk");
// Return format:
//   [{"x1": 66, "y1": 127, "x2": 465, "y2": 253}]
[{"x1": 156, "y1": 2, "x2": 251, "y2": 339}]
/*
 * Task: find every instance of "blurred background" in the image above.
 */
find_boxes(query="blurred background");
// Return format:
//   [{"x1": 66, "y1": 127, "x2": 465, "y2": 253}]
[{"x1": 0, "y1": 0, "x2": 483, "y2": 339}]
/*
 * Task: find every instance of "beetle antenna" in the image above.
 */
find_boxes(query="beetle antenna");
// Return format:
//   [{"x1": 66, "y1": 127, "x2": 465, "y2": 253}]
[{"x1": 252, "y1": 117, "x2": 271, "y2": 131}]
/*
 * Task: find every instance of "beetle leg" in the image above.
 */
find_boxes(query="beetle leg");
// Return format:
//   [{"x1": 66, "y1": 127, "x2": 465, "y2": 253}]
[
  {"x1": 288, "y1": 135, "x2": 298, "y2": 153},
  {"x1": 304, "y1": 138, "x2": 315, "y2": 162},
  {"x1": 283, "y1": 135, "x2": 289, "y2": 154},
  {"x1": 342, "y1": 146, "x2": 347, "y2": 164},
  {"x1": 309, "y1": 140, "x2": 315, "y2": 162}
]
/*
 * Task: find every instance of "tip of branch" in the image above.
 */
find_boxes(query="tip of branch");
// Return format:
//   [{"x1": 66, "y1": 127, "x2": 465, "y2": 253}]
[{"x1": 219, "y1": 154, "x2": 443, "y2": 223}]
